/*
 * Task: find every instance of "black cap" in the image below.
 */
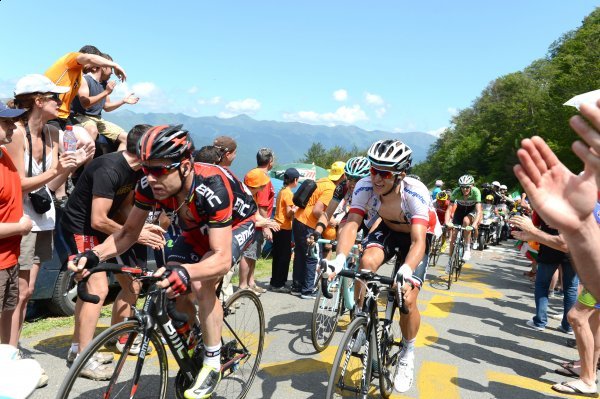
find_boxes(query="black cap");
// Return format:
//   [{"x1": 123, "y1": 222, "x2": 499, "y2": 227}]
[{"x1": 284, "y1": 168, "x2": 300, "y2": 180}]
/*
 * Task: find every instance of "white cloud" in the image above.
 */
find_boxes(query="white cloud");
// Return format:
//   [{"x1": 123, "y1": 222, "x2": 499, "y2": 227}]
[
  {"x1": 333, "y1": 89, "x2": 348, "y2": 102},
  {"x1": 187, "y1": 86, "x2": 199, "y2": 94},
  {"x1": 375, "y1": 107, "x2": 387, "y2": 118},
  {"x1": 448, "y1": 107, "x2": 458, "y2": 116},
  {"x1": 428, "y1": 127, "x2": 447, "y2": 137},
  {"x1": 283, "y1": 105, "x2": 368, "y2": 125},
  {"x1": 365, "y1": 92, "x2": 384, "y2": 106},
  {"x1": 197, "y1": 96, "x2": 221, "y2": 105},
  {"x1": 393, "y1": 128, "x2": 403, "y2": 133},
  {"x1": 218, "y1": 98, "x2": 261, "y2": 118}
]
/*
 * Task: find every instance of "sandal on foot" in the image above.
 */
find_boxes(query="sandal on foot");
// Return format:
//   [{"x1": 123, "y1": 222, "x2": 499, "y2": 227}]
[
  {"x1": 551, "y1": 380, "x2": 598, "y2": 397},
  {"x1": 556, "y1": 361, "x2": 581, "y2": 378}
]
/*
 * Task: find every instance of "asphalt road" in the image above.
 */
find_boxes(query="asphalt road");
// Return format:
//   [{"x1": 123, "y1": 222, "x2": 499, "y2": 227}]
[{"x1": 24, "y1": 240, "x2": 580, "y2": 398}]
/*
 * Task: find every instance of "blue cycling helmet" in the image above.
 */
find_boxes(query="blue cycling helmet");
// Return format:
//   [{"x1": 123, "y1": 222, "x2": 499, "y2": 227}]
[{"x1": 344, "y1": 156, "x2": 371, "y2": 178}]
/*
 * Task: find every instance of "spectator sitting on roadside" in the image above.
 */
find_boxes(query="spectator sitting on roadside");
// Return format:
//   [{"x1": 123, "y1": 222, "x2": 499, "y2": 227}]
[
  {"x1": 71, "y1": 53, "x2": 138, "y2": 153},
  {"x1": 44, "y1": 45, "x2": 126, "y2": 132},
  {"x1": 269, "y1": 168, "x2": 299, "y2": 293},
  {"x1": 213, "y1": 135, "x2": 237, "y2": 167}
]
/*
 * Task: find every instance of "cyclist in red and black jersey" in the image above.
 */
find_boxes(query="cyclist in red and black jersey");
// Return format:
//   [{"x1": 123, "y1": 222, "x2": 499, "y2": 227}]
[{"x1": 69, "y1": 124, "x2": 247, "y2": 398}]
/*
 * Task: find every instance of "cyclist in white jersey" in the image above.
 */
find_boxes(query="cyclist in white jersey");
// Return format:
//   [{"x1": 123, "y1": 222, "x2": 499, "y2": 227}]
[{"x1": 325, "y1": 139, "x2": 431, "y2": 393}]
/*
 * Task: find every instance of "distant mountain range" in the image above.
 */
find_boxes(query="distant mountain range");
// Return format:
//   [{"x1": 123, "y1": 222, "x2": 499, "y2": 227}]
[{"x1": 105, "y1": 111, "x2": 436, "y2": 177}]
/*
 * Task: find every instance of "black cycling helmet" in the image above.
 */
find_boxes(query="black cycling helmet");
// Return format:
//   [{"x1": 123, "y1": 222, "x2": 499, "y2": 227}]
[{"x1": 138, "y1": 124, "x2": 193, "y2": 162}]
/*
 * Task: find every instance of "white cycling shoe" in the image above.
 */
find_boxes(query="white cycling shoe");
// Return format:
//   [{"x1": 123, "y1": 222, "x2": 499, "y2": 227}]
[
  {"x1": 393, "y1": 350, "x2": 414, "y2": 393},
  {"x1": 462, "y1": 249, "x2": 471, "y2": 261}
]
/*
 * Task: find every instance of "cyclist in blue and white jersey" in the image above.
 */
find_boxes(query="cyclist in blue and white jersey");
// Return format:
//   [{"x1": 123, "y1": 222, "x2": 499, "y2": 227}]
[{"x1": 325, "y1": 139, "x2": 433, "y2": 393}]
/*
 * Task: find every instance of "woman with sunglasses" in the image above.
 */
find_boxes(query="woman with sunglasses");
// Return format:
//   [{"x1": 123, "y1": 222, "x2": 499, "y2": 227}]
[
  {"x1": 325, "y1": 139, "x2": 433, "y2": 393},
  {"x1": 444, "y1": 175, "x2": 482, "y2": 270},
  {"x1": 4, "y1": 74, "x2": 80, "y2": 388}
]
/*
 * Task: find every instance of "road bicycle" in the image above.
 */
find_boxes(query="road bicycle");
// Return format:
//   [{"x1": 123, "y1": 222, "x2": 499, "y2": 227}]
[
  {"x1": 310, "y1": 239, "x2": 359, "y2": 352},
  {"x1": 446, "y1": 223, "x2": 473, "y2": 289},
  {"x1": 427, "y1": 225, "x2": 446, "y2": 268},
  {"x1": 324, "y1": 260, "x2": 407, "y2": 398},
  {"x1": 57, "y1": 263, "x2": 264, "y2": 399}
]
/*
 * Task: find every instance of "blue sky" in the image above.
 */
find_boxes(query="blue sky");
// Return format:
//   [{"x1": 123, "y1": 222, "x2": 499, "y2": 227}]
[{"x1": 1, "y1": 1, "x2": 597, "y2": 136}]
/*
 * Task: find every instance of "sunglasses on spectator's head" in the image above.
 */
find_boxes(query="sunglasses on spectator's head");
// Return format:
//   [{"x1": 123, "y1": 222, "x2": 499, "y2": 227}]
[
  {"x1": 141, "y1": 162, "x2": 181, "y2": 177},
  {"x1": 370, "y1": 166, "x2": 397, "y2": 180}
]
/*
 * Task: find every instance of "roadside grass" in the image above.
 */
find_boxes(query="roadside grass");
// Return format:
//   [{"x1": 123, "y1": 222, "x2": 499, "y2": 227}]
[{"x1": 22, "y1": 257, "x2": 274, "y2": 338}]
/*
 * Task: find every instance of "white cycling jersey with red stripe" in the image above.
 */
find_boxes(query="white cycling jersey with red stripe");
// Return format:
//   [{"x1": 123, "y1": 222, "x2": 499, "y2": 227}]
[{"x1": 349, "y1": 175, "x2": 431, "y2": 229}]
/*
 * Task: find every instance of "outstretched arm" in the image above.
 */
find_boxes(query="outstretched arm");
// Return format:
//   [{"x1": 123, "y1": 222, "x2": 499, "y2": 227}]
[{"x1": 514, "y1": 135, "x2": 599, "y2": 299}]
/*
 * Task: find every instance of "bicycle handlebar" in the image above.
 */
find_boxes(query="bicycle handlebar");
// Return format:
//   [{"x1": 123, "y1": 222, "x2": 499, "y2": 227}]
[
  {"x1": 76, "y1": 263, "x2": 148, "y2": 304},
  {"x1": 446, "y1": 223, "x2": 474, "y2": 231}
]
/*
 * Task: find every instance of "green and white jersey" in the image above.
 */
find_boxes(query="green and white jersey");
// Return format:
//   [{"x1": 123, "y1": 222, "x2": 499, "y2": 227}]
[{"x1": 450, "y1": 186, "x2": 481, "y2": 213}]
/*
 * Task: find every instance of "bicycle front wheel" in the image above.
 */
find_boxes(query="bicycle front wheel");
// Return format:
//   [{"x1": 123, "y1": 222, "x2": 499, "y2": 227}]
[
  {"x1": 311, "y1": 278, "x2": 342, "y2": 352},
  {"x1": 326, "y1": 317, "x2": 372, "y2": 398},
  {"x1": 379, "y1": 305, "x2": 401, "y2": 398},
  {"x1": 57, "y1": 320, "x2": 168, "y2": 399},
  {"x1": 216, "y1": 288, "x2": 265, "y2": 399}
]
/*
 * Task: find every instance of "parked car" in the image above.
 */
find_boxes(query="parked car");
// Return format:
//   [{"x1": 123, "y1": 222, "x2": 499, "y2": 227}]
[{"x1": 32, "y1": 208, "x2": 156, "y2": 316}]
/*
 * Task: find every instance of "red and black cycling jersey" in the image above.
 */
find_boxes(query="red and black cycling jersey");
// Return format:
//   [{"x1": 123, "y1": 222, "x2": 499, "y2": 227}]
[{"x1": 134, "y1": 163, "x2": 256, "y2": 254}]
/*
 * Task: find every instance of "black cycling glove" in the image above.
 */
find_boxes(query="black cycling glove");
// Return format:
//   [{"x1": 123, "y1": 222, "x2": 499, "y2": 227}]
[{"x1": 71, "y1": 250, "x2": 100, "y2": 270}]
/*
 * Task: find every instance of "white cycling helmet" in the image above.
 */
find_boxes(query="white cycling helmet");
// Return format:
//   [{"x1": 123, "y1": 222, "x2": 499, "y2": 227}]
[
  {"x1": 435, "y1": 179, "x2": 443, "y2": 187},
  {"x1": 367, "y1": 139, "x2": 412, "y2": 172},
  {"x1": 492, "y1": 181, "x2": 500, "y2": 188},
  {"x1": 458, "y1": 174, "x2": 474, "y2": 187},
  {"x1": 500, "y1": 184, "x2": 507, "y2": 190}
]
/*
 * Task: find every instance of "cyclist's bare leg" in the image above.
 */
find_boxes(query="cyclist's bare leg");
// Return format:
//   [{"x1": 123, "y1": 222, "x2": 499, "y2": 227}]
[
  {"x1": 462, "y1": 215, "x2": 474, "y2": 247},
  {"x1": 110, "y1": 274, "x2": 141, "y2": 326},
  {"x1": 74, "y1": 272, "x2": 109, "y2": 352},
  {"x1": 191, "y1": 277, "x2": 223, "y2": 348},
  {"x1": 239, "y1": 256, "x2": 252, "y2": 289},
  {"x1": 354, "y1": 247, "x2": 385, "y2": 309},
  {"x1": 448, "y1": 227, "x2": 458, "y2": 257},
  {"x1": 399, "y1": 285, "x2": 420, "y2": 341}
]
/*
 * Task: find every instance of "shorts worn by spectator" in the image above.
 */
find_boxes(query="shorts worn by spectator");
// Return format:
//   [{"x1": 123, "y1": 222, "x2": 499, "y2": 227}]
[{"x1": 71, "y1": 52, "x2": 138, "y2": 152}]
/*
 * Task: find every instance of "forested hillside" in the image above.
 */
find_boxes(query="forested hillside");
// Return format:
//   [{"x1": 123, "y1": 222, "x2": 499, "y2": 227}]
[{"x1": 413, "y1": 8, "x2": 600, "y2": 190}]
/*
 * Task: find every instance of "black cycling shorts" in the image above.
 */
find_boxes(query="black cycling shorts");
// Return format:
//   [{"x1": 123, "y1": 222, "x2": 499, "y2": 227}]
[
  {"x1": 167, "y1": 220, "x2": 255, "y2": 267},
  {"x1": 362, "y1": 222, "x2": 430, "y2": 285},
  {"x1": 452, "y1": 206, "x2": 477, "y2": 226}
]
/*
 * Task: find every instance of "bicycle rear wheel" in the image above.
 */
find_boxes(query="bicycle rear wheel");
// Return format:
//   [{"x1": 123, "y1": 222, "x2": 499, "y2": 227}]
[
  {"x1": 57, "y1": 320, "x2": 167, "y2": 399},
  {"x1": 326, "y1": 317, "x2": 372, "y2": 398},
  {"x1": 428, "y1": 236, "x2": 440, "y2": 267},
  {"x1": 215, "y1": 288, "x2": 265, "y2": 399},
  {"x1": 311, "y1": 278, "x2": 342, "y2": 352}
]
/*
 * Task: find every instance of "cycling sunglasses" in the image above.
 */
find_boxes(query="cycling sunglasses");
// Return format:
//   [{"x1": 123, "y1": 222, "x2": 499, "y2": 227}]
[
  {"x1": 370, "y1": 166, "x2": 397, "y2": 179},
  {"x1": 141, "y1": 162, "x2": 181, "y2": 177},
  {"x1": 460, "y1": 185, "x2": 472, "y2": 190}
]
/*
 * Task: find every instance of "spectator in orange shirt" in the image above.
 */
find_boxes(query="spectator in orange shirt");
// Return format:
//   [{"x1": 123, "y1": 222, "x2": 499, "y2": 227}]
[{"x1": 269, "y1": 168, "x2": 299, "y2": 292}]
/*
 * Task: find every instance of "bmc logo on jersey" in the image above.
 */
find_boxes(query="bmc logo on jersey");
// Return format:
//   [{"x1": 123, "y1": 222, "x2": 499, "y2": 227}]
[
  {"x1": 234, "y1": 197, "x2": 251, "y2": 217},
  {"x1": 196, "y1": 184, "x2": 223, "y2": 207}
]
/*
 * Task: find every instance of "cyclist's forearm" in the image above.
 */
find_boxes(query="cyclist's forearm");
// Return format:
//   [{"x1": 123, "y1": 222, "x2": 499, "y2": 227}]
[
  {"x1": 404, "y1": 237, "x2": 426, "y2": 270},
  {"x1": 185, "y1": 250, "x2": 230, "y2": 281},
  {"x1": 336, "y1": 221, "x2": 359, "y2": 257},
  {"x1": 562, "y1": 216, "x2": 600, "y2": 300}
]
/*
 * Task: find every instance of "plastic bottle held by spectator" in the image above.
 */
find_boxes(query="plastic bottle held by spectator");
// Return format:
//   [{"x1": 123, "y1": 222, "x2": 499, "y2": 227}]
[{"x1": 63, "y1": 125, "x2": 77, "y2": 153}]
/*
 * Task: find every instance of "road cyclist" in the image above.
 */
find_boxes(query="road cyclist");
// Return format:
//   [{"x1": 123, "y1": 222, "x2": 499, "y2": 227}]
[
  {"x1": 445, "y1": 174, "x2": 482, "y2": 274},
  {"x1": 68, "y1": 124, "x2": 258, "y2": 398},
  {"x1": 324, "y1": 139, "x2": 432, "y2": 393}
]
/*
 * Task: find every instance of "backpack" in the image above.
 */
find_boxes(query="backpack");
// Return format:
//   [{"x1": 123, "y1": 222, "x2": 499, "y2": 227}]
[{"x1": 293, "y1": 179, "x2": 318, "y2": 208}]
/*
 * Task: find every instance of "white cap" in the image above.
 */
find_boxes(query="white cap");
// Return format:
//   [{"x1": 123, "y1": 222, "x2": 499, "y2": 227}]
[
  {"x1": 492, "y1": 181, "x2": 500, "y2": 187},
  {"x1": 14, "y1": 74, "x2": 70, "y2": 96},
  {"x1": 435, "y1": 179, "x2": 443, "y2": 187},
  {"x1": 0, "y1": 344, "x2": 42, "y2": 399}
]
